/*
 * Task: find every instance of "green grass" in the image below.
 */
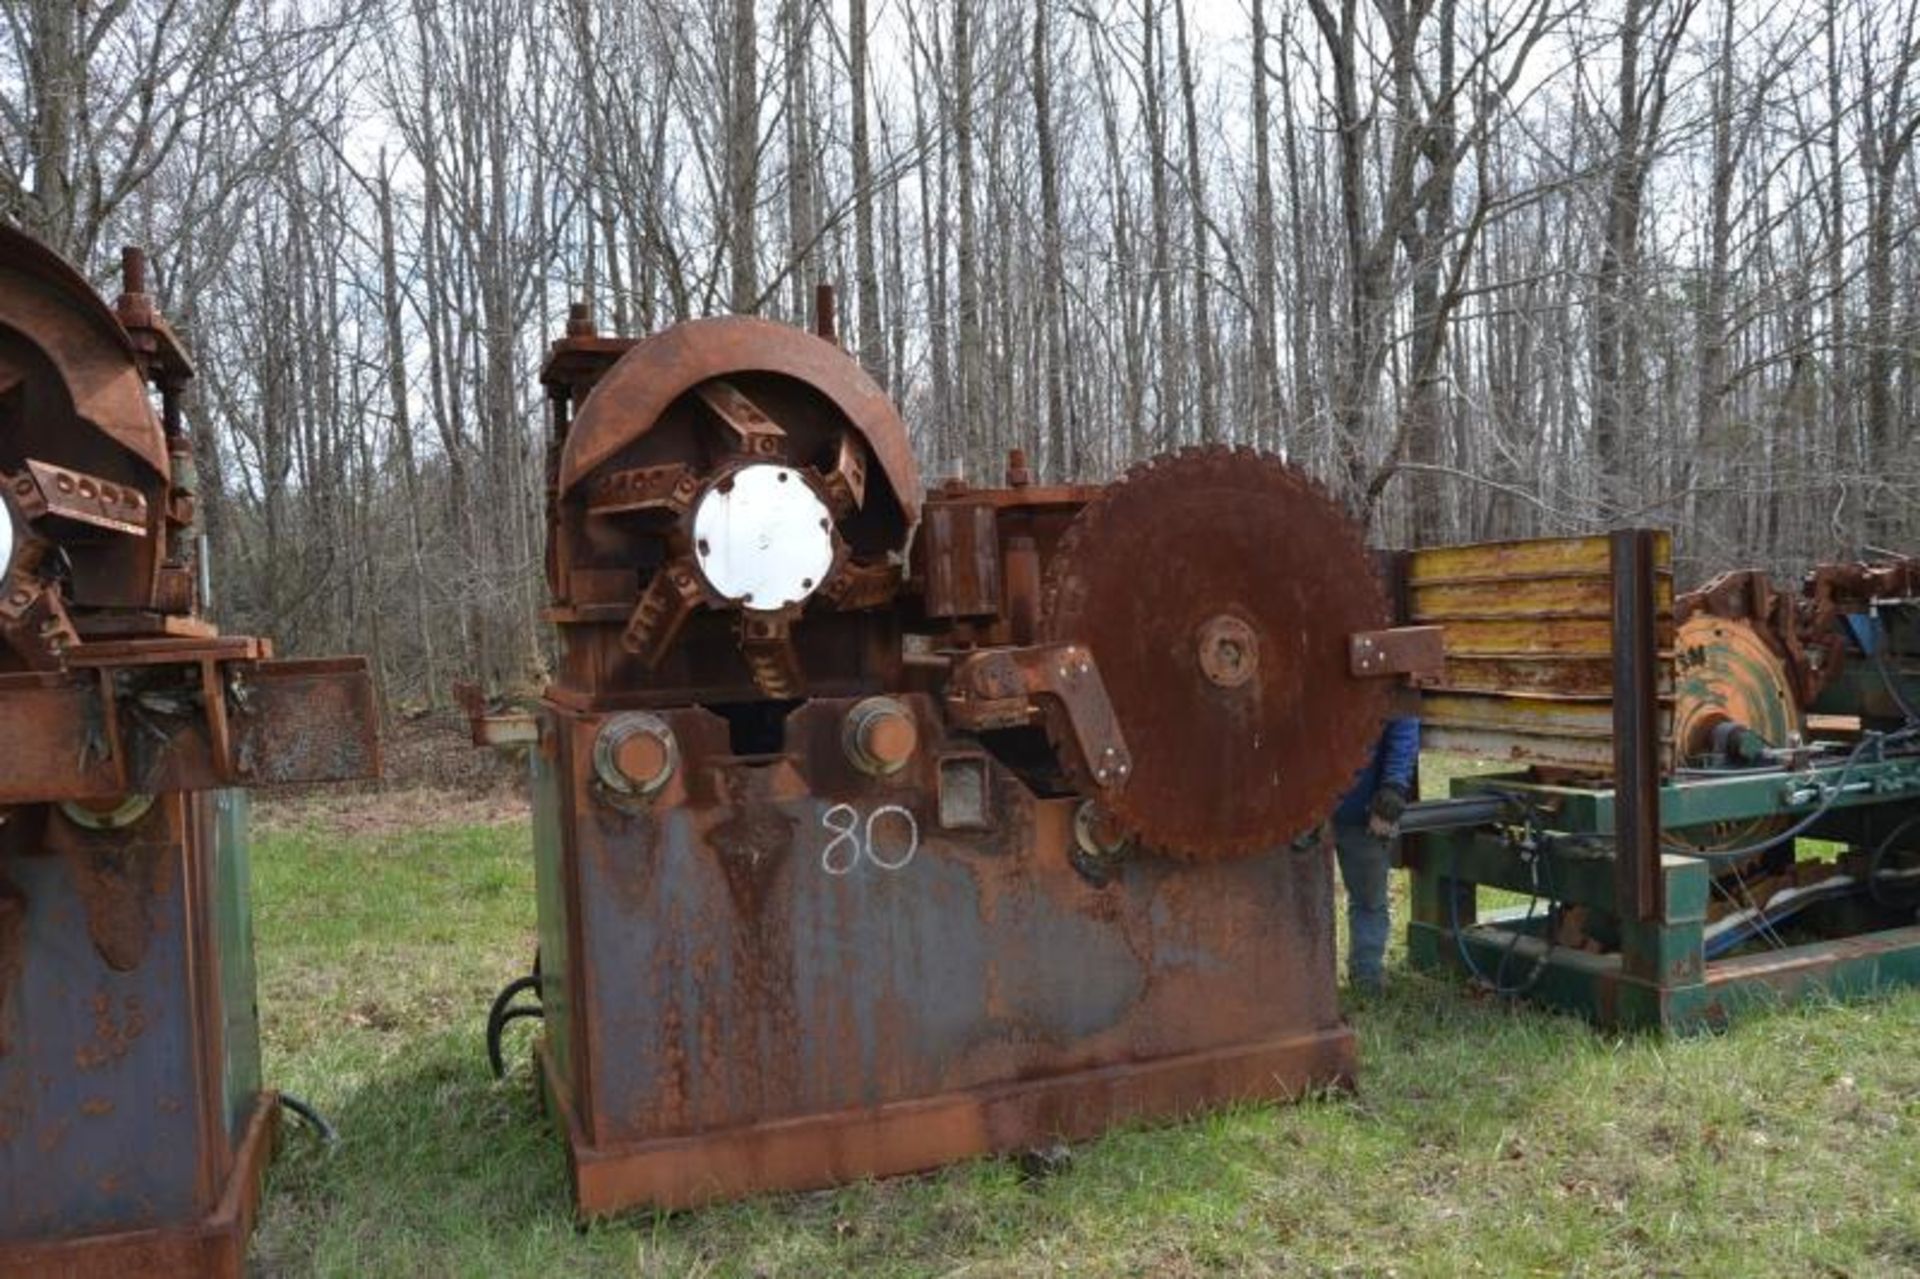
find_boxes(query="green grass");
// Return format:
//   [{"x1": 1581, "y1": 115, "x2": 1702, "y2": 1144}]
[{"x1": 249, "y1": 766, "x2": 1920, "y2": 1277}]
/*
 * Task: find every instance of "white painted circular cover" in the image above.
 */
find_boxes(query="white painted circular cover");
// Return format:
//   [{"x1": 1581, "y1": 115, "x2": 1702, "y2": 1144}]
[
  {"x1": 0, "y1": 494, "x2": 14, "y2": 582},
  {"x1": 692, "y1": 463, "x2": 835, "y2": 609}
]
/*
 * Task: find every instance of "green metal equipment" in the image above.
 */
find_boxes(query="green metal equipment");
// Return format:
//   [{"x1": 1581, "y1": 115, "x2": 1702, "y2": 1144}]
[{"x1": 1401, "y1": 533, "x2": 1920, "y2": 1032}]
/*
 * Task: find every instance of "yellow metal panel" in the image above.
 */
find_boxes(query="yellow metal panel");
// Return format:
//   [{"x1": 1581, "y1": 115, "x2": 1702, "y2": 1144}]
[
  {"x1": 1430, "y1": 617, "x2": 1676, "y2": 657},
  {"x1": 1408, "y1": 532, "x2": 1670, "y2": 585},
  {"x1": 1422, "y1": 690, "x2": 1671, "y2": 736},
  {"x1": 1412, "y1": 575, "x2": 1674, "y2": 621},
  {"x1": 1436, "y1": 654, "x2": 1674, "y2": 697},
  {"x1": 1421, "y1": 725, "x2": 1623, "y2": 770}
]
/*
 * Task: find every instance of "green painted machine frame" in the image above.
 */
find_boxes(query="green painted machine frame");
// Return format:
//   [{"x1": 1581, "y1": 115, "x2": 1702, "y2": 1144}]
[{"x1": 1401, "y1": 530, "x2": 1920, "y2": 1032}]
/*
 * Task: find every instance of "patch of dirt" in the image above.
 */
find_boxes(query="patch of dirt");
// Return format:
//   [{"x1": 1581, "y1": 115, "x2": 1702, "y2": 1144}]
[
  {"x1": 254, "y1": 709, "x2": 530, "y2": 836},
  {"x1": 254, "y1": 785, "x2": 528, "y2": 838},
  {"x1": 381, "y1": 709, "x2": 530, "y2": 794}
]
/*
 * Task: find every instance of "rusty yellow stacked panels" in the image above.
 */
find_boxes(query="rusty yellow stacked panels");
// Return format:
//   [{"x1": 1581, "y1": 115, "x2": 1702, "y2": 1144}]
[{"x1": 1408, "y1": 534, "x2": 1675, "y2": 773}]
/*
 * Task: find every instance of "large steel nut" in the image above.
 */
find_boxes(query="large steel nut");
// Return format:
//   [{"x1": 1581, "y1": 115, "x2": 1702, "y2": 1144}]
[
  {"x1": 593, "y1": 712, "x2": 679, "y2": 798},
  {"x1": 843, "y1": 697, "x2": 918, "y2": 776}
]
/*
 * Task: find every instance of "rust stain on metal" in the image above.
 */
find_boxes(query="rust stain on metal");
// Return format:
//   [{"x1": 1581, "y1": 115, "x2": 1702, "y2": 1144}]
[
  {"x1": 74, "y1": 992, "x2": 148, "y2": 1071},
  {"x1": 589, "y1": 803, "x2": 660, "y2": 914},
  {"x1": 63, "y1": 839, "x2": 170, "y2": 973},
  {"x1": 553, "y1": 316, "x2": 922, "y2": 524},
  {"x1": 0, "y1": 228, "x2": 171, "y2": 479},
  {"x1": 0, "y1": 1071, "x2": 25, "y2": 1148},
  {"x1": 0, "y1": 874, "x2": 23, "y2": 1057},
  {"x1": 708, "y1": 767, "x2": 798, "y2": 922},
  {"x1": 1681, "y1": 556, "x2": 1919, "y2": 711}
]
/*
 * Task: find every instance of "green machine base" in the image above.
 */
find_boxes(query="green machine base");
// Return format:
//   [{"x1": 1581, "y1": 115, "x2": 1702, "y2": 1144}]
[{"x1": 1404, "y1": 757, "x2": 1920, "y2": 1032}]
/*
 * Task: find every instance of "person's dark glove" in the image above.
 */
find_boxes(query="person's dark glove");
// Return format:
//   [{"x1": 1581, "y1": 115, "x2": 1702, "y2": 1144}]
[{"x1": 1368, "y1": 782, "x2": 1409, "y2": 829}]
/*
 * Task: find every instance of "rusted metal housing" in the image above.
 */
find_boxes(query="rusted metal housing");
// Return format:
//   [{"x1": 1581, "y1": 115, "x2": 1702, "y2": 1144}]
[
  {"x1": 0, "y1": 227, "x2": 379, "y2": 1275},
  {"x1": 500, "y1": 305, "x2": 1422, "y2": 1214}
]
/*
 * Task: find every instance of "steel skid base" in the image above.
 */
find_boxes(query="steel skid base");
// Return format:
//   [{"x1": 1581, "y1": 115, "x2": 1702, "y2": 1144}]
[
  {"x1": 539, "y1": 1027, "x2": 1355, "y2": 1215},
  {"x1": 529, "y1": 699, "x2": 1356, "y2": 1217},
  {"x1": 0, "y1": 1090, "x2": 279, "y2": 1279},
  {"x1": 1404, "y1": 763, "x2": 1920, "y2": 1032}
]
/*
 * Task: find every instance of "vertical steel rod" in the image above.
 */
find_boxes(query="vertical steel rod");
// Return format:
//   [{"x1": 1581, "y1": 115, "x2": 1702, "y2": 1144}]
[
  {"x1": 1610, "y1": 528, "x2": 1663, "y2": 922},
  {"x1": 814, "y1": 282, "x2": 837, "y2": 343}
]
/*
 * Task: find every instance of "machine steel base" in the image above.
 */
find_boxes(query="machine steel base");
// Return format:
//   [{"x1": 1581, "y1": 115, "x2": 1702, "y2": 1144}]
[
  {"x1": 540, "y1": 1029, "x2": 1356, "y2": 1216},
  {"x1": 0, "y1": 1090, "x2": 279, "y2": 1279},
  {"x1": 1412, "y1": 914, "x2": 1920, "y2": 1032},
  {"x1": 1405, "y1": 764, "x2": 1920, "y2": 1033}
]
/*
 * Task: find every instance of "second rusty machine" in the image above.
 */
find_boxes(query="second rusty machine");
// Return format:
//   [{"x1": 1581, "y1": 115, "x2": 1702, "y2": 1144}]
[
  {"x1": 0, "y1": 229, "x2": 380, "y2": 1273},
  {"x1": 470, "y1": 302, "x2": 1441, "y2": 1213}
]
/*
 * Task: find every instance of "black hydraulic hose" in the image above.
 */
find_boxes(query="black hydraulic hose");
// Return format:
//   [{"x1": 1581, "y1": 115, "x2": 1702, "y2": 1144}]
[
  {"x1": 491, "y1": 1007, "x2": 545, "y2": 1070},
  {"x1": 1867, "y1": 812, "x2": 1920, "y2": 910},
  {"x1": 486, "y1": 972, "x2": 543, "y2": 1080},
  {"x1": 1447, "y1": 814, "x2": 1557, "y2": 998},
  {"x1": 279, "y1": 1092, "x2": 339, "y2": 1146}
]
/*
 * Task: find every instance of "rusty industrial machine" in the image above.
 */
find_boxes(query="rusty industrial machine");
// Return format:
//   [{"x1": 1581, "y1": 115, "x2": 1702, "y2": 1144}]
[
  {"x1": 1400, "y1": 533, "x2": 1920, "y2": 1030},
  {"x1": 471, "y1": 302, "x2": 1442, "y2": 1213},
  {"x1": 0, "y1": 228, "x2": 379, "y2": 1274}
]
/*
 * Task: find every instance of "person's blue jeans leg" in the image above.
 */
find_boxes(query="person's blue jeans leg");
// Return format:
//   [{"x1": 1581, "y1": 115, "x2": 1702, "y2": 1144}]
[{"x1": 1334, "y1": 822, "x2": 1391, "y2": 988}]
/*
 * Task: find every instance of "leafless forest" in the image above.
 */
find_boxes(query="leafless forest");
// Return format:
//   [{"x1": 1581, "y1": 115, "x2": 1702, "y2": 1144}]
[{"x1": 4, "y1": 0, "x2": 1918, "y2": 707}]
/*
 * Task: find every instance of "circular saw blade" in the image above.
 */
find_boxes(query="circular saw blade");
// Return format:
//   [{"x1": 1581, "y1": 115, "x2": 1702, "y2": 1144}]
[{"x1": 1039, "y1": 446, "x2": 1391, "y2": 859}]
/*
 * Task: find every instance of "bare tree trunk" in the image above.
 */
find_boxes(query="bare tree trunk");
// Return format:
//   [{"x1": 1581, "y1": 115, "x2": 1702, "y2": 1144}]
[
  {"x1": 1694, "y1": 0, "x2": 1740, "y2": 540},
  {"x1": 1033, "y1": 0, "x2": 1071, "y2": 477},
  {"x1": 953, "y1": 0, "x2": 984, "y2": 467},
  {"x1": 1086, "y1": 15, "x2": 1146, "y2": 464},
  {"x1": 1858, "y1": 0, "x2": 1920, "y2": 540},
  {"x1": 911, "y1": 10, "x2": 954, "y2": 470},
  {"x1": 1277, "y1": 10, "x2": 1317, "y2": 440},
  {"x1": 21, "y1": 1, "x2": 76, "y2": 248},
  {"x1": 1307, "y1": 0, "x2": 1382, "y2": 498},
  {"x1": 377, "y1": 156, "x2": 440, "y2": 707},
  {"x1": 1593, "y1": 0, "x2": 1692, "y2": 514},
  {"x1": 784, "y1": 0, "x2": 815, "y2": 324},
  {"x1": 1173, "y1": 0, "x2": 1218, "y2": 444},
  {"x1": 850, "y1": 0, "x2": 886, "y2": 380},
  {"x1": 1141, "y1": 0, "x2": 1179, "y2": 450},
  {"x1": 1826, "y1": 0, "x2": 1852, "y2": 510},
  {"x1": 1249, "y1": 0, "x2": 1282, "y2": 450},
  {"x1": 726, "y1": 0, "x2": 759, "y2": 312},
  {"x1": 1398, "y1": 0, "x2": 1457, "y2": 543}
]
